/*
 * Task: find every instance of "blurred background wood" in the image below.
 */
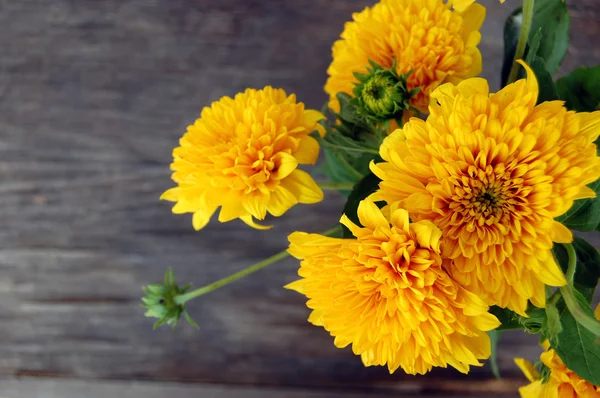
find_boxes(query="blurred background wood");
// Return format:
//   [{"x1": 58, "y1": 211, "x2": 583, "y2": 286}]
[{"x1": 0, "y1": 0, "x2": 599, "y2": 397}]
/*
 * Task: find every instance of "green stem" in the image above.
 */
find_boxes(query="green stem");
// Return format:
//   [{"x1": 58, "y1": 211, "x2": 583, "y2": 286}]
[
  {"x1": 559, "y1": 243, "x2": 600, "y2": 337},
  {"x1": 564, "y1": 243, "x2": 577, "y2": 285},
  {"x1": 507, "y1": 0, "x2": 535, "y2": 84},
  {"x1": 319, "y1": 141, "x2": 379, "y2": 155},
  {"x1": 174, "y1": 225, "x2": 342, "y2": 305},
  {"x1": 318, "y1": 182, "x2": 355, "y2": 191}
]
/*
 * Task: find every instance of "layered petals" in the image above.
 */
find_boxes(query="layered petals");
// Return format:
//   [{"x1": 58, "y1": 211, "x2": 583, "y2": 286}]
[
  {"x1": 325, "y1": 0, "x2": 485, "y2": 113},
  {"x1": 371, "y1": 62, "x2": 600, "y2": 314},
  {"x1": 286, "y1": 200, "x2": 500, "y2": 375},
  {"x1": 161, "y1": 87, "x2": 325, "y2": 230}
]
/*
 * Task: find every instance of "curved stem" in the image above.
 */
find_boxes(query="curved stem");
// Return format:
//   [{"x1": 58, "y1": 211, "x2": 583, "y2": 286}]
[
  {"x1": 507, "y1": 0, "x2": 535, "y2": 84},
  {"x1": 174, "y1": 225, "x2": 343, "y2": 305},
  {"x1": 559, "y1": 243, "x2": 600, "y2": 337},
  {"x1": 564, "y1": 243, "x2": 577, "y2": 285},
  {"x1": 318, "y1": 182, "x2": 356, "y2": 191}
]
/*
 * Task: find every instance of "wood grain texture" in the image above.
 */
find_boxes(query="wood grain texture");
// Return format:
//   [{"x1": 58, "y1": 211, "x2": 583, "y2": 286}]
[
  {"x1": 0, "y1": 0, "x2": 599, "y2": 396},
  {"x1": 0, "y1": 378, "x2": 521, "y2": 398}
]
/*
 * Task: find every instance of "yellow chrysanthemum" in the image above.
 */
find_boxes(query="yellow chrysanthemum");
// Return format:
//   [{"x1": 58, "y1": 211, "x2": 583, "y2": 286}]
[
  {"x1": 370, "y1": 61, "x2": 600, "y2": 315},
  {"x1": 325, "y1": 0, "x2": 485, "y2": 113},
  {"x1": 515, "y1": 306, "x2": 600, "y2": 397},
  {"x1": 452, "y1": 0, "x2": 504, "y2": 12},
  {"x1": 161, "y1": 86, "x2": 325, "y2": 230},
  {"x1": 286, "y1": 200, "x2": 500, "y2": 375}
]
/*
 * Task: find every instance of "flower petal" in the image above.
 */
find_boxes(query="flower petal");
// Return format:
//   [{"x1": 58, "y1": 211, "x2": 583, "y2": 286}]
[
  {"x1": 192, "y1": 206, "x2": 217, "y2": 231},
  {"x1": 550, "y1": 221, "x2": 573, "y2": 244},
  {"x1": 357, "y1": 200, "x2": 389, "y2": 229},
  {"x1": 267, "y1": 185, "x2": 298, "y2": 217},
  {"x1": 295, "y1": 136, "x2": 320, "y2": 165},
  {"x1": 302, "y1": 110, "x2": 326, "y2": 137},
  {"x1": 514, "y1": 358, "x2": 540, "y2": 382},
  {"x1": 281, "y1": 169, "x2": 324, "y2": 204}
]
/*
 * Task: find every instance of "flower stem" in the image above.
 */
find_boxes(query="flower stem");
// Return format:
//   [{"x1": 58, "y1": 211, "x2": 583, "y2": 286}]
[
  {"x1": 319, "y1": 141, "x2": 380, "y2": 155},
  {"x1": 563, "y1": 243, "x2": 577, "y2": 285},
  {"x1": 559, "y1": 243, "x2": 600, "y2": 337},
  {"x1": 318, "y1": 182, "x2": 356, "y2": 191},
  {"x1": 507, "y1": 0, "x2": 535, "y2": 84},
  {"x1": 174, "y1": 225, "x2": 342, "y2": 305}
]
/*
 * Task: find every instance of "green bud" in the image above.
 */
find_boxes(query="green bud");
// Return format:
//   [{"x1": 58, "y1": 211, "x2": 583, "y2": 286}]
[
  {"x1": 519, "y1": 307, "x2": 546, "y2": 334},
  {"x1": 351, "y1": 59, "x2": 419, "y2": 123},
  {"x1": 141, "y1": 267, "x2": 198, "y2": 330}
]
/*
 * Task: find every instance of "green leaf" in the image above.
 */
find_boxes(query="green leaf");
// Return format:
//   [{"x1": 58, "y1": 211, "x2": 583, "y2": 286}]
[
  {"x1": 556, "y1": 65, "x2": 600, "y2": 112},
  {"x1": 525, "y1": 31, "x2": 558, "y2": 103},
  {"x1": 553, "y1": 289, "x2": 600, "y2": 386},
  {"x1": 501, "y1": 1, "x2": 570, "y2": 86},
  {"x1": 501, "y1": 8, "x2": 523, "y2": 87},
  {"x1": 320, "y1": 146, "x2": 363, "y2": 190},
  {"x1": 553, "y1": 238, "x2": 600, "y2": 301},
  {"x1": 488, "y1": 330, "x2": 501, "y2": 379},
  {"x1": 340, "y1": 172, "x2": 382, "y2": 238},
  {"x1": 545, "y1": 302, "x2": 562, "y2": 346},
  {"x1": 555, "y1": 179, "x2": 600, "y2": 232},
  {"x1": 489, "y1": 305, "x2": 523, "y2": 331},
  {"x1": 529, "y1": 0, "x2": 570, "y2": 75}
]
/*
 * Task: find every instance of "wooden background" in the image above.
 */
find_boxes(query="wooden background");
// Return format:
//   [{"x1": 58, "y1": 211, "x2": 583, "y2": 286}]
[{"x1": 1, "y1": 0, "x2": 599, "y2": 397}]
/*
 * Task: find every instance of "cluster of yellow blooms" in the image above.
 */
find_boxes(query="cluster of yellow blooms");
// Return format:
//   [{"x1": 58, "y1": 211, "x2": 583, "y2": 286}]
[{"x1": 159, "y1": 0, "x2": 600, "y2": 395}]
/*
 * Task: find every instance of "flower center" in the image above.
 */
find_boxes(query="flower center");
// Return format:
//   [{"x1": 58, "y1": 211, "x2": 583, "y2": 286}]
[{"x1": 447, "y1": 165, "x2": 521, "y2": 228}]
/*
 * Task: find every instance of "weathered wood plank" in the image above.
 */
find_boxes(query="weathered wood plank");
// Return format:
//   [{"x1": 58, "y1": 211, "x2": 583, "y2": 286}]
[
  {"x1": 0, "y1": 378, "x2": 521, "y2": 398},
  {"x1": 0, "y1": 0, "x2": 598, "y2": 396}
]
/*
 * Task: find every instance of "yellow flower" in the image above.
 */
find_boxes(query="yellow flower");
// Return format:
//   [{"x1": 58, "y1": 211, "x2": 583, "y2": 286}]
[
  {"x1": 325, "y1": 0, "x2": 485, "y2": 114},
  {"x1": 286, "y1": 200, "x2": 500, "y2": 375},
  {"x1": 515, "y1": 306, "x2": 600, "y2": 397},
  {"x1": 452, "y1": 0, "x2": 505, "y2": 12},
  {"x1": 370, "y1": 61, "x2": 600, "y2": 315},
  {"x1": 161, "y1": 87, "x2": 325, "y2": 230}
]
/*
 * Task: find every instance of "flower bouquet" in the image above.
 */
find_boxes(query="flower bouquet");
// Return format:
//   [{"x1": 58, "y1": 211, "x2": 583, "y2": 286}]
[{"x1": 143, "y1": 0, "x2": 600, "y2": 395}]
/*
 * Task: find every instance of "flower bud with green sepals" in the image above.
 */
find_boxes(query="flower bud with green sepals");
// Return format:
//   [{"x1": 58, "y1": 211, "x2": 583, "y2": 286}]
[
  {"x1": 141, "y1": 267, "x2": 198, "y2": 330},
  {"x1": 351, "y1": 59, "x2": 419, "y2": 125}
]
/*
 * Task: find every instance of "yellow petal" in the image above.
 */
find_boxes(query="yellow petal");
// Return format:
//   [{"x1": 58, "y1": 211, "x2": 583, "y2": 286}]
[
  {"x1": 471, "y1": 312, "x2": 501, "y2": 332},
  {"x1": 239, "y1": 215, "x2": 272, "y2": 230},
  {"x1": 574, "y1": 185, "x2": 597, "y2": 200},
  {"x1": 456, "y1": 77, "x2": 490, "y2": 98},
  {"x1": 357, "y1": 199, "x2": 389, "y2": 229},
  {"x1": 534, "y1": 253, "x2": 567, "y2": 287},
  {"x1": 295, "y1": 136, "x2": 320, "y2": 165},
  {"x1": 302, "y1": 109, "x2": 326, "y2": 137},
  {"x1": 550, "y1": 221, "x2": 573, "y2": 244},
  {"x1": 339, "y1": 214, "x2": 363, "y2": 238},
  {"x1": 267, "y1": 185, "x2": 298, "y2": 217},
  {"x1": 218, "y1": 198, "x2": 247, "y2": 222},
  {"x1": 459, "y1": 3, "x2": 486, "y2": 36},
  {"x1": 307, "y1": 309, "x2": 325, "y2": 326},
  {"x1": 595, "y1": 303, "x2": 600, "y2": 321},
  {"x1": 273, "y1": 152, "x2": 299, "y2": 180},
  {"x1": 192, "y1": 206, "x2": 217, "y2": 230},
  {"x1": 514, "y1": 358, "x2": 540, "y2": 382},
  {"x1": 280, "y1": 169, "x2": 324, "y2": 204},
  {"x1": 518, "y1": 60, "x2": 540, "y2": 105},
  {"x1": 452, "y1": 0, "x2": 476, "y2": 12},
  {"x1": 390, "y1": 205, "x2": 410, "y2": 233},
  {"x1": 518, "y1": 381, "x2": 546, "y2": 398},
  {"x1": 284, "y1": 279, "x2": 305, "y2": 293},
  {"x1": 411, "y1": 220, "x2": 443, "y2": 251},
  {"x1": 242, "y1": 192, "x2": 269, "y2": 220},
  {"x1": 160, "y1": 187, "x2": 180, "y2": 202},
  {"x1": 576, "y1": 111, "x2": 600, "y2": 142}
]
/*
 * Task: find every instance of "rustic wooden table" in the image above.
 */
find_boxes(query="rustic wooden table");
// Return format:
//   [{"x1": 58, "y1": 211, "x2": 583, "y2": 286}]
[{"x1": 1, "y1": 0, "x2": 598, "y2": 397}]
